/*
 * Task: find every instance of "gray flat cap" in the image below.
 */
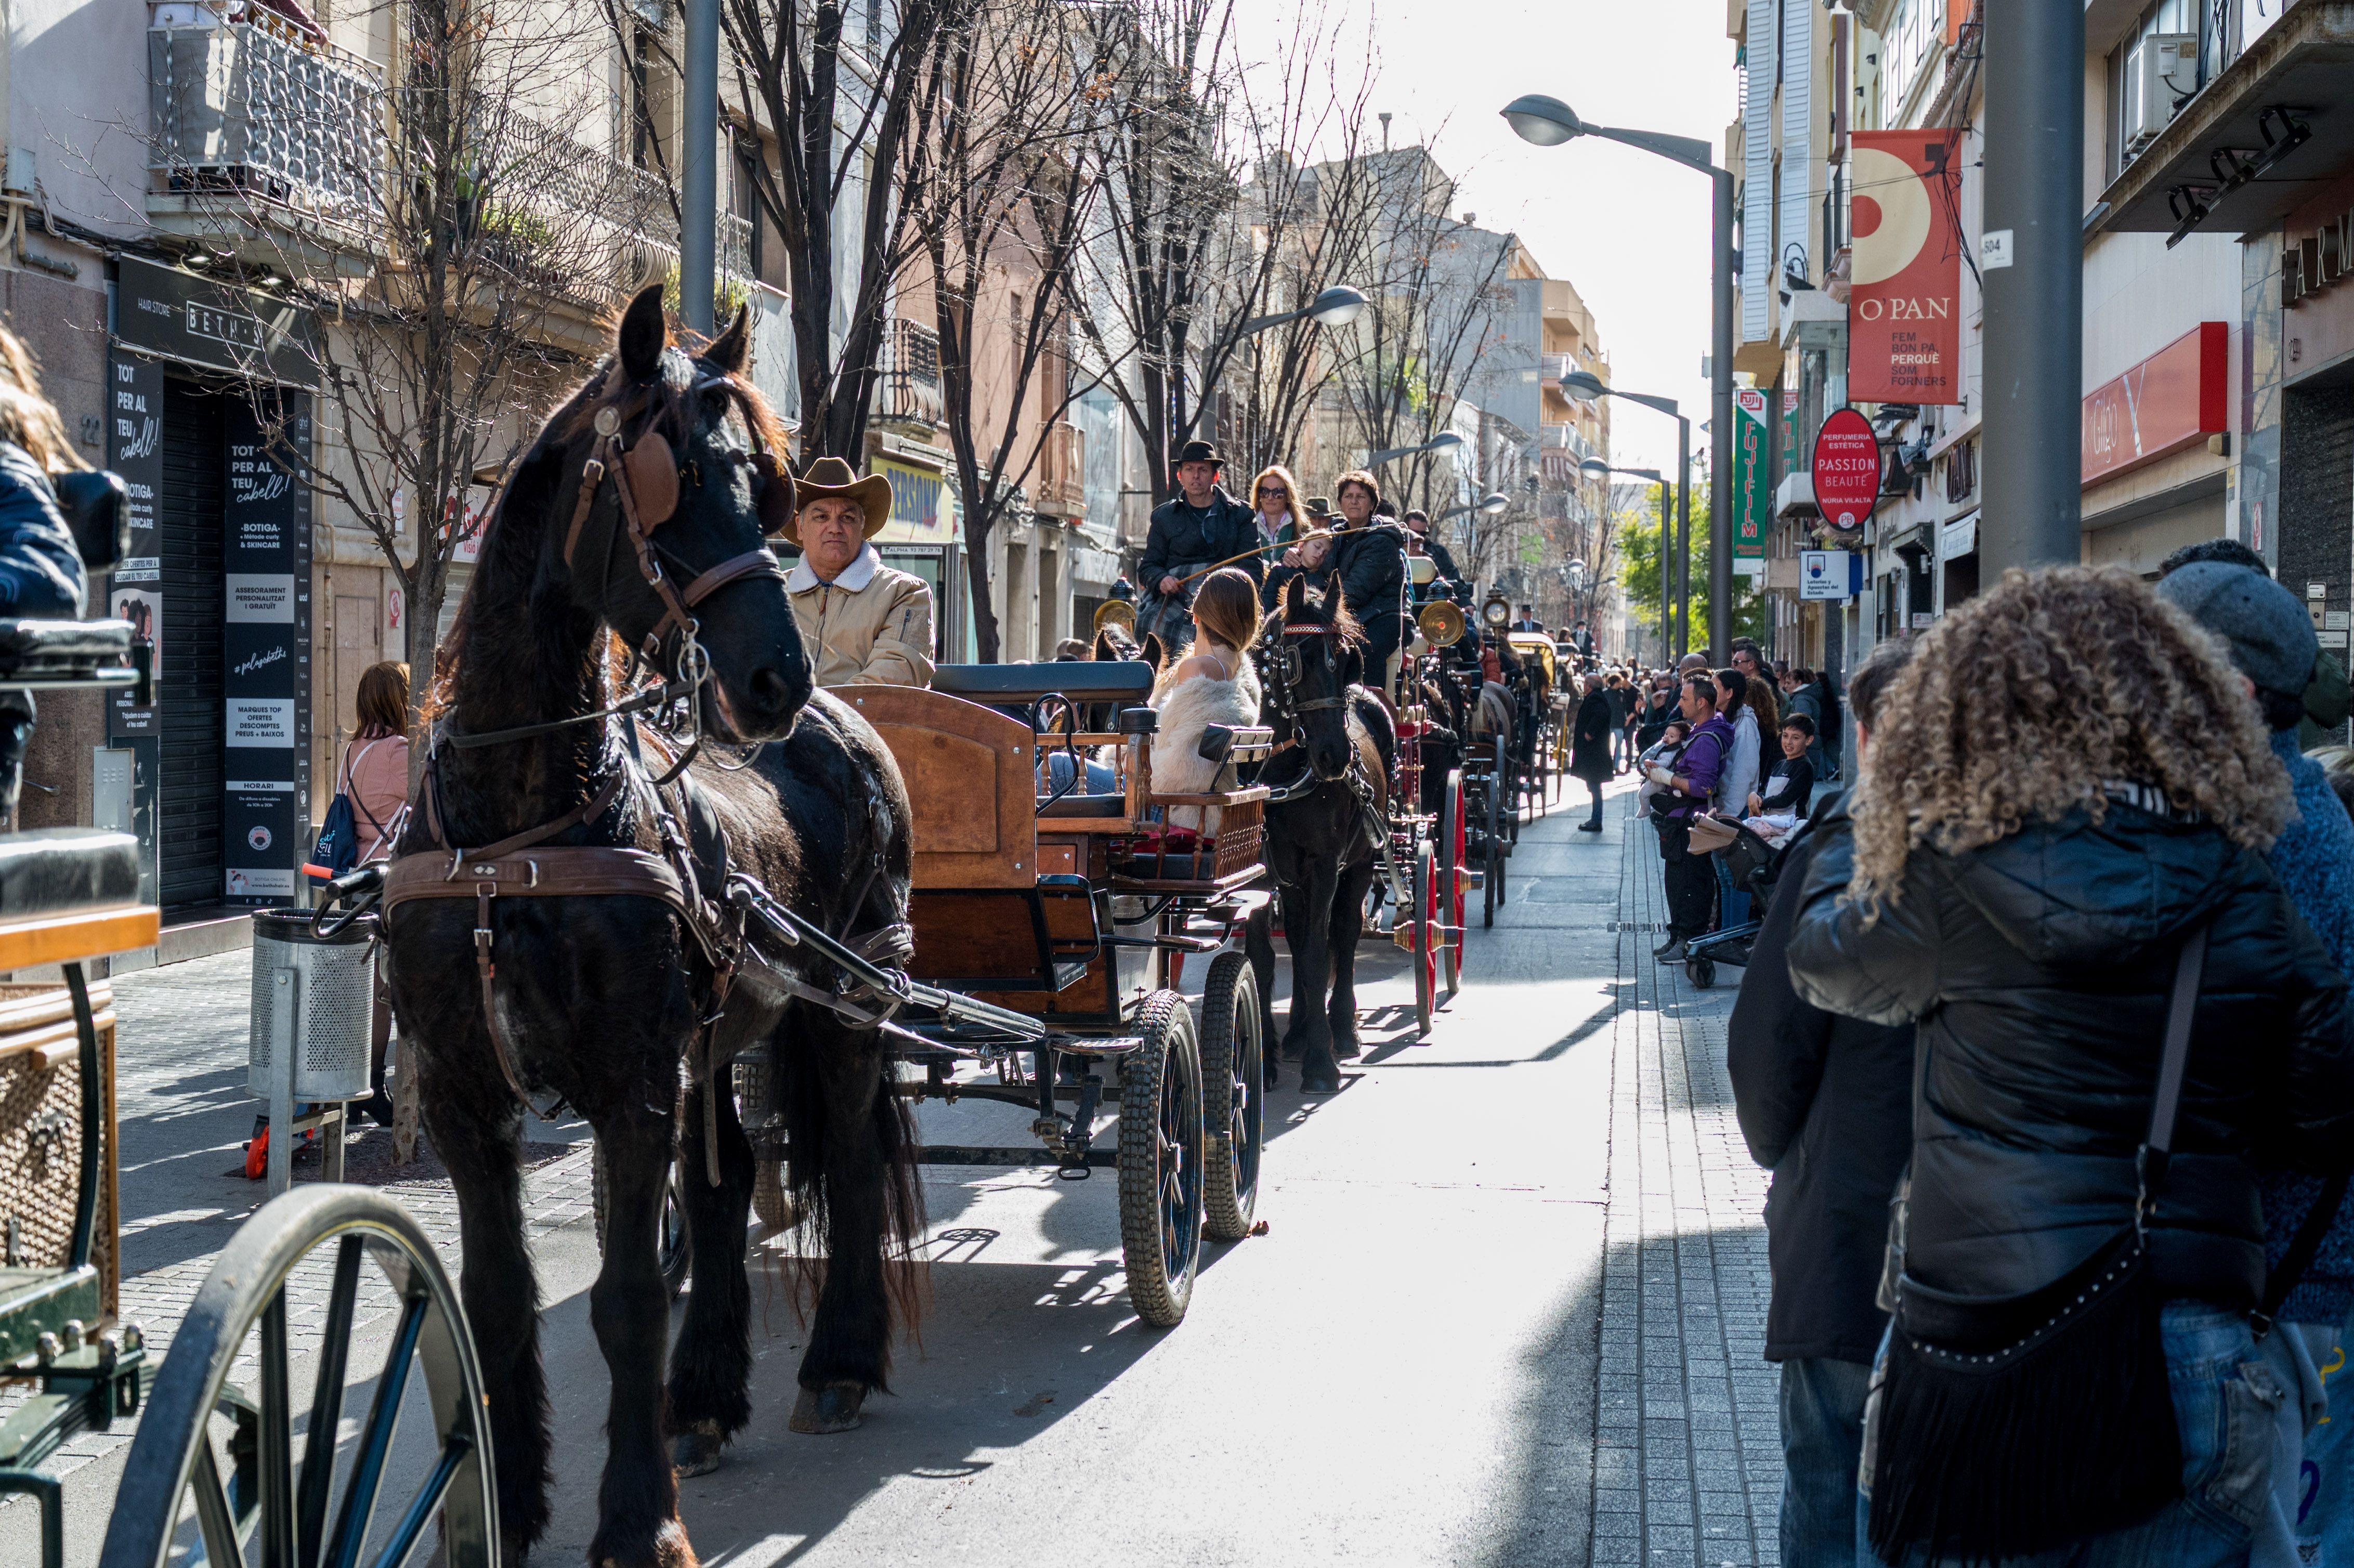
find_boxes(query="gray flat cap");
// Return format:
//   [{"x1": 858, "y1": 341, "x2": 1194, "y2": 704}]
[{"x1": 2155, "y1": 560, "x2": 2318, "y2": 696}]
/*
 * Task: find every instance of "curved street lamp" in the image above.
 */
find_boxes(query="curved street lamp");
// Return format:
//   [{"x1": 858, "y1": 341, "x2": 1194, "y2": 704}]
[
  {"x1": 1435, "y1": 491, "x2": 1511, "y2": 524},
  {"x1": 1505, "y1": 92, "x2": 1732, "y2": 662},
  {"x1": 1581, "y1": 458, "x2": 1675, "y2": 659},
  {"x1": 1564, "y1": 376, "x2": 1692, "y2": 659},
  {"x1": 1367, "y1": 430, "x2": 1466, "y2": 467},
  {"x1": 1235, "y1": 283, "x2": 1369, "y2": 337}
]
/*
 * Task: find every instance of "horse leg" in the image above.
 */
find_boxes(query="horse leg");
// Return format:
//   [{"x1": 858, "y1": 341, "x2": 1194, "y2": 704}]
[
  {"x1": 420, "y1": 1067, "x2": 551, "y2": 1562},
  {"x1": 788, "y1": 1012, "x2": 917, "y2": 1433},
  {"x1": 667, "y1": 1069, "x2": 756, "y2": 1476},
  {"x1": 585, "y1": 1105, "x2": 695, "y2": 1568},
  {"x1": 1274, "y1": 881, "x2": 1314, "y2": 1066},
  {"x1": 1329, "y1": 854, "x2": 1379, "y2": 1059},
  {"x1": 1293, "y1": 859, "x2": 1343, "y2": 1094},
  {"x1": 1244, "y1": 901, "x2": 1281, "y2": 1089}
]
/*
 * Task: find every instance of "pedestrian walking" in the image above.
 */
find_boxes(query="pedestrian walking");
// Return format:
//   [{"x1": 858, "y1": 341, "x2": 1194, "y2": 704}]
[
  {"x1": 1603, "y1": 672, "x2": 1631, "y2": 772},
  {"x1": 1644, "y1": 672, "x2": 1733, "y2": 963},
  {"x1": 1785, "y1": 565, "x2": 2354, "y2": 1567},
  {"x1": 337, "y1": 661, "x2": 411, "y2": 1126},
  {"x1": 1714, "y1": 667, "x2": 1761, "y2": 925},
  {"x1": 1728, "y1": 637, "x2": 1917, "y2": 1568},
  {"x1": 1571, "y1": 672, "x2": 1613, "y2": 833},
  {"x1": 2157, "y1": 561, "x2": 2354, "y2": 1567}
]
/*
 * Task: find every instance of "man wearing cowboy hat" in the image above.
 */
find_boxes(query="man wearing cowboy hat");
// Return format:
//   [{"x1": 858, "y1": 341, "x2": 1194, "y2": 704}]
[
  {"x1": 784, "y1": 455, "x2": 935, "y2": 688},
  {"x1": 1135, "y1": 438, "x2": 1259, "y2": 647}
]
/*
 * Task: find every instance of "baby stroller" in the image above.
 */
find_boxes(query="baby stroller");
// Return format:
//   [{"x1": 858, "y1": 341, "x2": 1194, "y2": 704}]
[{"x1": 1681, "y1": 816, "x2": 1793, "y2": 989}]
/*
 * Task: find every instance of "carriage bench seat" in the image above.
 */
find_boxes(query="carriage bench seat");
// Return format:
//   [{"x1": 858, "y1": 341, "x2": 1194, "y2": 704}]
[
  {"x1": 931, "y1": 660, "x2": 1155, "y2": 714},
  {"x1": 0, "y1": 830, "x2": 140, "y2": 919}
]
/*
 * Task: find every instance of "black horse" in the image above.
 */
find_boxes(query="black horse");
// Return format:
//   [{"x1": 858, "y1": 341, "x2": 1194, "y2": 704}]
[
  {"x1": 1245, "y1": 570, "x2": 1396, "y2": 1094},
  {"x1": 383, "y1": 288, "x2": 921, "y2": 1568}
]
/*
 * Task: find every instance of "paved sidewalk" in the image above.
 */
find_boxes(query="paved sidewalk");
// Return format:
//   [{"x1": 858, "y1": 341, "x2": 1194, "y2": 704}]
[{"x1": 1591, "y1": 788, "x2": 1781, "y2": 1566}]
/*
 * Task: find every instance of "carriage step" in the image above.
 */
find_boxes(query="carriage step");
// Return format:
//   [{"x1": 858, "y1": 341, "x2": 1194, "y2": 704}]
[{"x1": 917, "y1": 1145, "x2": 1117, "y2": 1169}]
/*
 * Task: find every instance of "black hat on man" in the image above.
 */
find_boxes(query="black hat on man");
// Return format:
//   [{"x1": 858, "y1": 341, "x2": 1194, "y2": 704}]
[{"x1": 1173, "y1": 438, "x2": 1223, "y2": 468}]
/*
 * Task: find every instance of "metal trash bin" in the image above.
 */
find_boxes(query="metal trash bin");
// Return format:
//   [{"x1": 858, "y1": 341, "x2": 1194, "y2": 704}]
[{"x1": 247, "y1": 910, "x2": 373, "y2": 1102}]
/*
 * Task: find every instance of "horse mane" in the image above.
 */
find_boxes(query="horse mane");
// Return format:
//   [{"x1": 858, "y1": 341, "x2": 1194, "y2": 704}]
[
  {"x1": 424, "y1": 336, "x2": 787, "y2": 721},
  {"x1": 1264, "y1": 577, "x2": 1365, "y2": 649}
]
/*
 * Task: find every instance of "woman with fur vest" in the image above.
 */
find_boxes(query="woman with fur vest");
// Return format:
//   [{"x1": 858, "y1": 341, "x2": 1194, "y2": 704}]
[{"x1": 1151, "y1": 567, "x2": 1263, "y2": 834}]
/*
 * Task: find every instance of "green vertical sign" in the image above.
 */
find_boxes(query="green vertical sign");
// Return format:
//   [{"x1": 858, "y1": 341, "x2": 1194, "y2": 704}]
[{"x1": 1733, "y1": 388, "x2": 1770, "y2": 575}]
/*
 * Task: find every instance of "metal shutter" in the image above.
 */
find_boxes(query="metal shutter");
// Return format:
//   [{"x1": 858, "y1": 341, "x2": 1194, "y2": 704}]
[{"x1": 160, "y1": 380, "x2": 225, "y2": 911}]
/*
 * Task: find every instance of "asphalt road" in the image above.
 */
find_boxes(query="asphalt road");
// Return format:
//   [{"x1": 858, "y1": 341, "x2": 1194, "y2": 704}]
[
  {"x1": 525, "y1": 785, "x2": 1624, "y2": 1568},
  {"x1": 13, "y1": 774, "x2": 1632, "y2": 1568}
]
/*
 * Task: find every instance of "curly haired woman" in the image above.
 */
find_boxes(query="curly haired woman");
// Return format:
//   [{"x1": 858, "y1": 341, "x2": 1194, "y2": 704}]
[{"x1": 1785, "y1": 566, "x2": 2354, "y2": 1567}]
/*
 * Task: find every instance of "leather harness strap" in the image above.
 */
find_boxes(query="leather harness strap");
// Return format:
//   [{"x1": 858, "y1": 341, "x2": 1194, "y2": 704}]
[{"x1": 682, "y1": 549, "x2": 789, "y2": 608}]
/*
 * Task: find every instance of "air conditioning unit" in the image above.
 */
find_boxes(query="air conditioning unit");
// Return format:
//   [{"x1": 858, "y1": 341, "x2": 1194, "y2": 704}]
[{"x1": 2125, "y1": 33, "x2": 2200, "y2": 152}]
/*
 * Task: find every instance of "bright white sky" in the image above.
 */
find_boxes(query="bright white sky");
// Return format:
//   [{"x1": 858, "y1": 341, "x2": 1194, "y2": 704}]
[{"x1": 1237, "y1": 0, "x2": 1736, "y2": 480}]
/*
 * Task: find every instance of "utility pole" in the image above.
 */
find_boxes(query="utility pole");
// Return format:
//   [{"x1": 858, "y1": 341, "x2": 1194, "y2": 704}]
[
  {"x1": 1978, "y1": 0, "x2": 2083, "y2": 570},
  {"x1": 679, "y1": 0, "x2": 720, "y2": 335}
]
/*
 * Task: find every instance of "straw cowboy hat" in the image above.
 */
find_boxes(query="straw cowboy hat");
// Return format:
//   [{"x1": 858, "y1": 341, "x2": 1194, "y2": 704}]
[{"x1": 788, "y1": 455, "x2": 894, "y2": 543}]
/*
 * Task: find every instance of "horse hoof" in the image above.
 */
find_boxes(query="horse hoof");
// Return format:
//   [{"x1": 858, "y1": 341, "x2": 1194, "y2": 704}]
[
  {"x1": 1332, "y1": 1038, "x2": 1361, "y2": 1061},
  {"x1": 672, "y1": 1421, "x2": 724, "y2": 1477},
  {"x1": 588, "y1": 1517, "x2": 696, "y2": 1568},
  {"x1": 1301, "y1": 1070, "x2": 1341, "y2": 1095},
  {"x1": 790, "y1": 1382, "x2": 866, "y2": 1434}
]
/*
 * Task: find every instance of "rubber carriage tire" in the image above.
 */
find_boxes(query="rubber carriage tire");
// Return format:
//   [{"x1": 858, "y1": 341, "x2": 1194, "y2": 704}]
[
  {"x1": 1118, "y1": 989, "x2": 1206, "y2": 1327},
  {"x1": 1483, "y1": 777, "x2": 1499, "y2": 929},
  {"x1": 1490, "y1": 743, "x2": 1510, "y2": 900},
  {"x1": 1411, "y1": 843, "x2": 1435, "y2": 1038},
  {"x1": 1197, "y1": 952, "x2": 1264, "y2": 1241},
  {"x1": 1440, "y1": 768, "x2": 1464, "y2": 996},
  {"x1": 592, "y1": 1139, "x2": 692, "y2": 1300},
  {"x1": 98, "y1": 1186, "x2": 498, "y2": 1568},
  {"x1": 1686, "y1": 956, "x2": 1716, "y2": 990}
]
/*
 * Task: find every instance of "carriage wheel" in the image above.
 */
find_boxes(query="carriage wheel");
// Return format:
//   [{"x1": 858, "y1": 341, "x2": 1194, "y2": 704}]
[
  {"x1": 1410, "y1": 843, "x2": 1436, "y2": 1039},
  {"x1": 1197, "y1": 953, "x2": 1264, "y2": 1241},
  {"x1": 1441, "y1": 768, "x2": 1465, "y2": 996},
  {"x1": 1118, "y1": 989, "x2": 1205, "y2": 1328},
  {"x1": 592, "y1": 1139, "x2": 692, "y2": 1300},
  {"x1": 98, "y1": 1187, "x2": 496, "y2": 1568}
]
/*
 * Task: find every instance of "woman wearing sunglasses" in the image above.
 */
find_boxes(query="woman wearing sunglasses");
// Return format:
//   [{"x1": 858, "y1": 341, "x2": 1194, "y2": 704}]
[{"x1": 1250, "y1": 464, "x2": 1305, "y2": 558}]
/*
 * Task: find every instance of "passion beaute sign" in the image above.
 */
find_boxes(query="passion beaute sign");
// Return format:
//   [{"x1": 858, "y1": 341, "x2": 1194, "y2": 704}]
[
  {"x1": 1849, "y1": 130, "x2": 1963, "y2": 404},
  {"x1": 1812, "y1": 407, "x2": 1882, "y2": 531}
]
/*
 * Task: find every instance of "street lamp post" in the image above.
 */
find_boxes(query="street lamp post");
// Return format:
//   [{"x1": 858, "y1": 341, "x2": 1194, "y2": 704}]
[
  {"x1": 1197, "y1": 285, "x2": 1369, "y2": 497},
  {"x1": 1583, "y1": 458, "x2": 1669, "y2": 661},
  {"x1": 1505, "y1": 94, "x2": 1731, "y2": 661},
  {"x1": 679, "y1": 0, "x2": 719, "y2": 333},
  {"x1": 1562, "y1": 369, "x2": 1692, "y2": 658},
  {"x1": 1434, "y1": 491, "x2": 1511, "y2": 525}
]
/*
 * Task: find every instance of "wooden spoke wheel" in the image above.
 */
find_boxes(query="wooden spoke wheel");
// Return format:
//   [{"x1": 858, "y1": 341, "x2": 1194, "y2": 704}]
[
  {"x1": 99, "y1": 1187, "x2": 496, "y2": 1568},
  {"x1": 1197, "y1": 953, "x2": 1264, "y2": 1241},
  {"x1": 1118, "y1": 990, "x2": 1205, "y2": 1328}
]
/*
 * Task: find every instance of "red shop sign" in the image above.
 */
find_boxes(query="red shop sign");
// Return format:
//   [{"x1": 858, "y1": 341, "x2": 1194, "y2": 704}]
[
  {"x1": 2081, "y1": 322, "x2": 2227, "y2": 488},
  {"x1": 1812, "y1": 407, "x2": 1882, "y2": 529}
]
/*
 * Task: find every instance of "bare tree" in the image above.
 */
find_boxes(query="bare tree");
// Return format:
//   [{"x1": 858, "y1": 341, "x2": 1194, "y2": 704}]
[
  {"x1": 905, "y1": 0, "x2": 1118, "y2": 661},
  {"x1": 711, "y1": 0, "x2": 949, "y2": 460}
]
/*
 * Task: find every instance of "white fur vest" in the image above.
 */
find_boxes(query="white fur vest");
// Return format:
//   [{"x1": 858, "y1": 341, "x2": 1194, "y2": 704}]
[{"x1": 1150, "y1": 650, "x2": 1262, "y2": 831}]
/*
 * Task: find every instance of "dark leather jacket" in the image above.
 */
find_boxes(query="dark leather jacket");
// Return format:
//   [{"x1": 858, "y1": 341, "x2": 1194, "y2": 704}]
[
  {"x1": 1140, "y1": 487, "x2": 1261, "y2": 588},
  {"x1": 1786, "y1": 797, "x2": 2354, "y2": 1313},
  {"x1": 1332, "y1": 520, "x2": 1407, "y2": 654},
  {"x1": 0, "y1": 444, "x2": 86, "y2": 618}
]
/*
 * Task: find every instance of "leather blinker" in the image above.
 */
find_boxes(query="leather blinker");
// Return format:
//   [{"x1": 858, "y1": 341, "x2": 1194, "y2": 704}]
[
  {"x1": 752, "y1": 450, "x2": 793, "y2": 537},
  {"x1": 624, "y1": 430, "x2": 681, "y2": 529}
]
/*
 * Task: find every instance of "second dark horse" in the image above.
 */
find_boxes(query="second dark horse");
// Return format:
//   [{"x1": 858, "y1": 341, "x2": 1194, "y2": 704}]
[
  {"x1": 1246, "y1": 571, "x2": 1397, "y2": 1094},
  {"x1": 384, "y1": 289, "x2": 922, "y2": 1568}
]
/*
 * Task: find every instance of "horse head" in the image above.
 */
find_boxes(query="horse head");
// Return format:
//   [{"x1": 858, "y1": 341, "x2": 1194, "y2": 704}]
[
  {"x1": 1261, "y1": 569, "x2": 1359, "y2": 783},
  {"x1": 514, "y1": 285, "x2": 810, "y2": 741}
]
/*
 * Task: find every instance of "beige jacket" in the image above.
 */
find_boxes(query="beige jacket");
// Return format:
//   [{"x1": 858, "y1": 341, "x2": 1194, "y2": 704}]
[{"x1": 788, "y1": 545, "x2": 936, "y2": 688}]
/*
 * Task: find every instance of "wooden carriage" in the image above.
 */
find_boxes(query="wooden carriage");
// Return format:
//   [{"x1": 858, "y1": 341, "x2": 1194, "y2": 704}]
[{"x1": 835, "y1": 661, "x2": 1274, "y2": 1327}]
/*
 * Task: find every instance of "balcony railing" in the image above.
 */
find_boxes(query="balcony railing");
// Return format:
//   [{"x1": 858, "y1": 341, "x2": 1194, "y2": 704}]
[
  {"x1": 149, "y1": 11, "x2": 385, "y2": 222},
  {"x1": 1036, "y1": 422, "x2": 1084, "y2": 517},
  {"x1": 872, "y1": 317, "x2": 942, "y2": 432},
  {"x1": 1541, "y1": 422, "x2": 1599, "y2": 467},
  {"x1": 1541, "y1": 352, "x2": 1575, "y2": 386}
]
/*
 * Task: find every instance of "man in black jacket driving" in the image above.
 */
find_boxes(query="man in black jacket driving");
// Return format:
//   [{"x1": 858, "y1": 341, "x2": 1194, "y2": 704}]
[{"x1": 1136, "y1": 438, "x2": 1258, "y2": 646}]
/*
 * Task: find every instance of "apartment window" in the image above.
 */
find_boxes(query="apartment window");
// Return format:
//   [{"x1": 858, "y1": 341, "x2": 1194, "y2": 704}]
[
  {"x1": 1881, "y1": 0, "x2": 1937, "y2": 114},
  {"x1": 734, "y1": 147, "x2": 765, "y2": 282}
]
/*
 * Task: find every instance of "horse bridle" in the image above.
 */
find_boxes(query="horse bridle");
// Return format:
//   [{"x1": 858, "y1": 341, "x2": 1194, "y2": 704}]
[
  {"x1": 559, "y1": 365, "x2": 793, "y2": 679},
  {"x1": 1260, "y1": 620, "x2": 1354, "y2": 747}
]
